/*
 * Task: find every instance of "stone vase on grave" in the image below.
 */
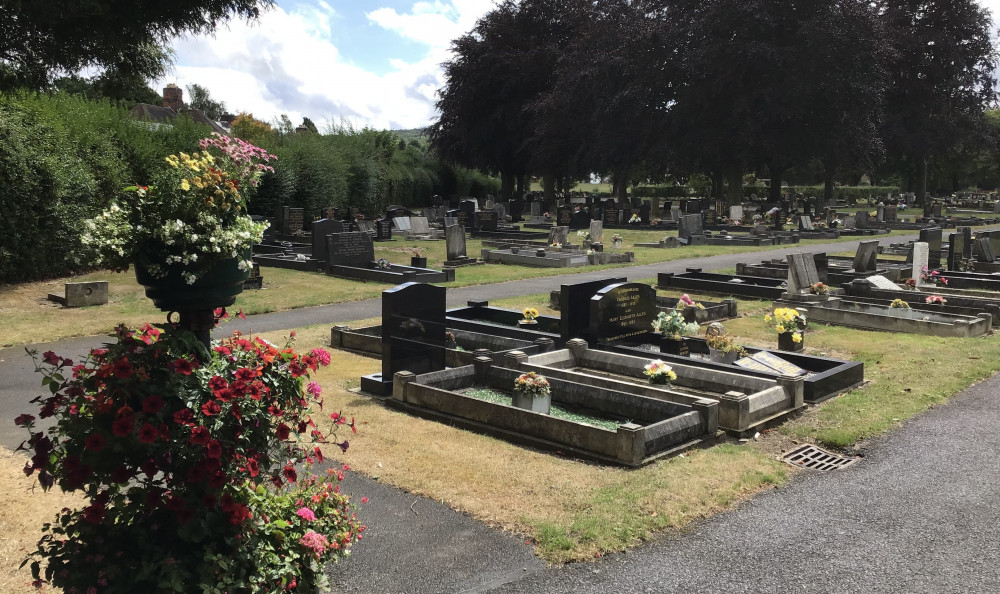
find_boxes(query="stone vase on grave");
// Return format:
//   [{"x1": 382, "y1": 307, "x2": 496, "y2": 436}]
[
  {"x1": 511, "y1": 389, "x2": 551, "y2": 414},
  {"x1": 410, "y1": 256, "x2": 427, "y2": 268},
  {"x1": 778, "y1": 332, "x2": 804, "y2": 352},
  {"x1": 510, "y1": 246, "x2": 520, "y2": 254},
  {"x1": 536, "y1": 248, "x2": 546, "y2": 257},
  {"x1": 708, "y1": 348, "x2": 740, "y2": 364},
  {"x1": 517, "y1": 319, "x2": 539, "y2": 329}
]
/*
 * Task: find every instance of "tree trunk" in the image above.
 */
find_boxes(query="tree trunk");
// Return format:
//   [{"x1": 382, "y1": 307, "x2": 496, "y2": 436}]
[
  {"x1": 500, "y1": 171, "x2": 514, "y2": 200},
  {"x1": 917, "y1": 158, "x2": 928, "y2": 205},
  {"x1": 768, "y1": 165, "x2": 784, "y2": 203},
  {"x1": 725, "y1": 165, "x2": 743, "y2": 206},
  {"x1": 543, "y1": 174, "x2": 555, "y2": 202},
  {"x1": 822, "y1": 163, "x2": 835, "y2": 210},
  {"x1": 515, "y1": 173, "x2": 524, "y2": 198},
  {"x1": 614, "y1": 173, "x2": 629, "y2": 203}
]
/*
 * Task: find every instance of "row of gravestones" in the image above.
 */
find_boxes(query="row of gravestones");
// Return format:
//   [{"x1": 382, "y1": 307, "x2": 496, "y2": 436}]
[{"x1": 377, "y1": 277, "x2": 665, "y2": 383}]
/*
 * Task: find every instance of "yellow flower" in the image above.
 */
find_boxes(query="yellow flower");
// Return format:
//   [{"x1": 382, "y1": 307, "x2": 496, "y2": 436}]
[
  {"x1": 775, "y1": 324, "x2": 785, "y2": 333},
  {"x1": 791, "y1": 333, "x2": 802, "y2": 343},
  {"x1": 180, "y1": 179, "x2": 191, "y2": 191},
  {"x1": 667, "y1": 370, "x2": 677, "y2": 381},
  {"x1": 165, "y1": 155, "x2": 180, "y2": 168}
]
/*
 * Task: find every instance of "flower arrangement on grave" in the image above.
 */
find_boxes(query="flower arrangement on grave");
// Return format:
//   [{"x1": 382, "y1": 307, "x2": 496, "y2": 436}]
[
  {"x1": 375, "y1": 258, "x2": 391, "y2": 270},
  {"x1": 586, "y1": 249, "x2": 596, "y2": 256},
  {"x1": 550, "y1": 241, "x2": 562, "y2": 248},
  {"x1": 643, "y1": 360, "x2": 677, "y2": 385},
  {"x1": 890, "y1": 298, "x2": 911, "y2": 309},
  {"x1": 752, "y1": 214, "x2": 763, "y2": 222},
  {"x1": 521, "y1": 307, "x2": 539, "y2": 322},
  {"x1": 920, "y1": 266, "x2": 948, "y2": 287},
  {"x1": 830, "y1": 218, "x2": 843, "y2": 228},
  {"x1": 809, "y1": 282, "x2": 830, "y2": 295},
  {"x1": 78, "y1": 133, "x2": 274, "y2": 284},
  {"x1": 704, "y1": 334, "x2": 749, "y2": 358},
  {"x1": 676, "y1": 294, "x2": 706, "y2": 310},
  {"x1": 629, "y1": 214, "x2": 641, "y2": 224},
  {"x1": 925, "y1": 295, "x2": 947, "y2": 305},
  {"x1": 612, "y1": 233, "x2": 624, "y2": 242},
  {"x1": 904, "y1": 278, "x2": 917, "y2": 290},
  {"x1": 17, "y1": 322, "x2": 363, "y2": 593},
  {"x1": 764, "y1": 307, "x2": 807, "y2": 343},
  {"x1": 651, "y1": 310, "x2": 700, "y2": 340},
  {"x1": 577, "y1": 229, "x2": 591, "y2": 241},
  {"x1": 513, "y1": 371, "x2": 551, "y2": 397}
]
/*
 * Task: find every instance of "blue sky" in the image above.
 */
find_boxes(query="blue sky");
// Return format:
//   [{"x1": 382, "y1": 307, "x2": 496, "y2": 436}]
[{"x1": 155, "y1": 1, "x2": 495, "y2": 130}]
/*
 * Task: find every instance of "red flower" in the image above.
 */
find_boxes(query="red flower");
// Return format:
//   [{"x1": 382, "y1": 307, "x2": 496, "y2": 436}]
[
  {"x1": 112, "y1": 416, "x2": 134, "y2": 437},
  {"x1": 229, "y1": 503, "x2": 251, "y2": 525},
  {"x1": 84, "y1": 434, "x2": 106, "y2": 451},
  {"x1": 201, "y1": 400, "x2": 222, "y2": 416},
  {"x1": 137, "y1": 423, "x2": 159, "y2": 444},
  {"x1": 275, "y1": 423, "x2": 291, "y2": 440},
  {"x1": 235, "y1": 367, "x2": 256, "y2": 381},
  {"x1": 142, "y1": 395, "x2": 164, "y2": 414},
  {"x1": 314, "y1": 446, "x2": 324, "y2": 463},
  {"x1": 282, "y1": 465, "x2": 297, "y2": 483},
  {"x1": 208, "y1": 376, "x2": 228, "y2": 392},
  {"x1": 171, "y1": 358, "x2": 195, "y2": 375},
  {"x1": 14, "y1": 414, "x2": 35, "y2": 427},
  {"x1": 205, "y1": 439, "x2": 223, "y2": 459},
  {"x1": 189, "y1": 426, "x2": 211, "y2": 445},
  {"x1": 83, "y1": 502, "x2": 105, "y2": 524},
  {"x1": 246, "y1": 458, "x2": 259, "y2": 477},
  {"x1": 173, "y1": 409, "x2": 194, "y2": 426},
  {"x1": 112, "y1": 358, "x2": 133, "y2": 378},
  {"x1": 42, "y1": 351, "x2": 61, "y2": 366},
  {"x1": 111, "y1": 465, "x2": 132, "y2": 484},
  {"x1": 237, "y1": 309, "x2": 246, "y2": 320}
]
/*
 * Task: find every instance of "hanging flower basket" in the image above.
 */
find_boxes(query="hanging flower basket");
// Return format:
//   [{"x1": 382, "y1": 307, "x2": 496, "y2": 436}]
[{"x1": 135, "y1": 252, "x2": 250, "y2": 312}]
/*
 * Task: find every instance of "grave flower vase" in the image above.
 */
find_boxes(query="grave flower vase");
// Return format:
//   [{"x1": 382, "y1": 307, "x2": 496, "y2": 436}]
[
  {"x1": 778, "y1": 332, "x2": 804, "y2": 352},
  {"x1": 660, "y1": 337, "x2": 690, "y2": 356},
  {"x1": 709, "y1": 348, "x2": 740, "y2": 364},
  {"x1": 410, "y1": 256, "x2": 427, "y2": 268},
  {"x1": 518, "y1": 319, "x2": 539, "y2": 329},
  {"x1": 512, "y1": 389, "x2": 551, "y2": 414}
]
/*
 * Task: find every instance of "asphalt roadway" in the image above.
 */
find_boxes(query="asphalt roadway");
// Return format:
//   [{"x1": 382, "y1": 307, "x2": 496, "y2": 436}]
[{"x1": 3, "y1": 234, "x2": 999, "y2": 593}]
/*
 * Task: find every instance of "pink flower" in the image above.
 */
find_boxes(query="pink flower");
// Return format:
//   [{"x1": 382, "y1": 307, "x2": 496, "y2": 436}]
[
  {"x1": 298, "y1": 530, "x2": 329, "y2": 558},
  {"x1": 296, "y1": 507, "x2": 316, "y2": 521},
  {"x1": 310, "y1": 348, "x2": 332, "y2": 366},
  {"x1": 306, "y1": 381, "x2": 322, "y2": 397}
]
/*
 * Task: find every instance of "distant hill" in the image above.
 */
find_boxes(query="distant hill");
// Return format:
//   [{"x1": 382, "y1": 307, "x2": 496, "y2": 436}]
[{"x1": 392, "y1": 127, "x2": 429, "y2": 144}]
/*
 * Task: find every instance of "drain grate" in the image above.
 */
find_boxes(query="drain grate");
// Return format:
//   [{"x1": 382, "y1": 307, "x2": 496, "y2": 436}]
[{"x1": 781, "y1": 444, "x2": 860, "y2": 471}]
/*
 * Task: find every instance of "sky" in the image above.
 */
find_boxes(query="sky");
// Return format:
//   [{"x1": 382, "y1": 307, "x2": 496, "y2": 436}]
[
  {"x1": 155, "y1": 1, "x2": 496, "y2": 131},
  {"x1": 156, "y1": 0, "x2": 1000, "y2": 132}
]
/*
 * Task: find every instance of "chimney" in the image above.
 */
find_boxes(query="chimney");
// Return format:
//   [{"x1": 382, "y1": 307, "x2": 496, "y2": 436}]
[{"x1": 162, "y1": 84, "x2": 183, "y2": 111}]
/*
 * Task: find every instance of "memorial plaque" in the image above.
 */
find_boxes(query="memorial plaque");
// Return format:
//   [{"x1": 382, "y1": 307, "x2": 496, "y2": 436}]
[
  {"x1": 734, "y1": 357, "x2": 775, "y2": 374},
  {"x1": 604, "y1": 206, "x2": 619, "y2": 226},
  {"x1": 865, "y1": 275, "x2": 899, "y2": 290},
  {"x1": 282, "y1": 206, "x2": 305, "y2": 235},
  {"x1": 382, "y1": 282, "x2": 447, "y2": 379},
  {"x1": 786, "y1": 253, "x2": 821, "y2": 293},
  {"x1": 853, "y1": 240, "x2": 879, "y2": 272},
  {"x1": 559, "y1": 277, "x2": 627, "y2": 341},
  {"x1": 376, "y1": 219, "x2": 393, "y2": 241},
  {"x1": 445, "y1": 224, "x2": 467, "y2": 260},
  {"x1": 749, "y1": 352, "x2": 807, "y2": 376},
  {"x1": 729, "y1": 205, "x2": 744, "y2": 222},
  {"x1": 590, "y1": 282, "x2": 656, "y2": 343},
  {"x1": 327, "y1": 232, "x2": 374, "y2": 269},
  {"x1": 477, "y1": 210, "x2": 498, "y2": 231}
]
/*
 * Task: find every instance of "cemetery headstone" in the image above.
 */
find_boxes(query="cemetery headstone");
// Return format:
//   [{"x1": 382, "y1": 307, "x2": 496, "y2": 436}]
[
  {"x1": 729, "y1": 205, "x2": 744, "y2": 223},
  {"x1": 588, "y1": 220, "x2": 604, "y2": 244},
  {"x1": 799, "y1": 216, "x2": 814, "y2": 231},
  {"x1": 884, "y1": 205, "x2": 898, "y2": 223},
  {"x1": 931, "y1": 202, "x2": 943, "y2": 218},
  {"x1": 842, "y1": 215, "x2": 856, "y2": 229},
  {"x1": 678, "y1": 214, "x2": 704, "y2": 243},
  {"x1": 786, "y1": 253, "x2": 821, "y2": 294},
  {"x1": 311, "y1": 219, "x2": 343, "y2": 261},
  {"x1": 912, "y1": 242, "x2": 929, "y2": 286},
  {"x1": 327, "y1": 232, "x2": 374, "y2": 269},
  {"x1": 53, "y1": 281, "x2": 109, "y2": 307},
  {"x1": 477, "y1": 209, "x2": 498, "y2": 232},
  {"x1": 282, "y1": 207, "x2": 305, "y2": 235},
  {"x1": 559, "y1": 277, "x2": 627, "y2": 341},
  {"x1": 393, "y1": 217, "x2": 412, "y2": 232},
  {"x1": 530, "y1": 201, "x2": 543, "y2": 217},
  {"x1": 855, "y1": 211, "x2": 870, "y2": 229},
  {"x1": 603, "y1": 205, "x2": 619, "y2": 226},
  {"x1": 410, "y1": 217, "x2": 431, "y2": 235},
  {"x1": 589, "y1": 282, "x2": 657, "y2": 344},
  {"x1": 853, "y1": 240, "x2": 879, "y2": 273},
  {"x1": 865, "y1": 275, "x2": 899, "y2": 290},
  {"x1": 557, "y1": 206, "x2": 573, "y2": 226},
  {"x1": 876, "y1": 204, "x2": 885, "y2": 223},
  {"x1": 376, "y1": 219, "x2": 393, "y2": 241},
  {"x1": 812, "y1": 252, "x2": 829, "y2": 283},
  {"x1": 356, "y1": 219, "x2": 375, "y2": 234},
  {"x1": 445, "y1": 224, "x2": 467, "y2": 261},
  {"x1": 684, "y1": 199, "x2": 701, "y2": 215},
  {"x1": 382, "y1": 282, "x2": 447, "y2": 380},
  {"x1": 639, "y1": 202, "x2": 652, "y2": 224},
  {"x1": 547, "y1": 226, "x2": 570, "y2": 246},
  {"x1": 919, "y1": 227, "x2": 942, "y2": 268},
  {"x1": 973, "y1": 237, "x2": 996, "y2": 262},
  {"x1": 670, "y1": 206, "x2": 682, "y2": 221}
]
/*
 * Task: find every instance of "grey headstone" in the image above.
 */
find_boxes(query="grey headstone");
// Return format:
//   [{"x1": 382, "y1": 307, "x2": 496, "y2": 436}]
[
  {"x1": 842, "y1": 215, "x2": 856, "y2": 229},
  {"x1": 729, "y1": 205, "x2": 744, "y2": 222},
  {"x1": 327, "y1": 232, "x2": 374, "y2": 269},
  {"x1": 877, "y1": 204, "x2": 885, "y2": 222},
  {"x1": 855, "y1": 211, "x2": 870, "y2": 229},
  {"x1": 884, "y1": 206, "x2": 898, "y2": 222},
  {"x1": 853, "y1": 240, "x2": 879, "y2": 272},
  {"x1": 865, "y1": 275, "x2": 899, "y2": 290},
  {"x1": 530, "y1": 202, "x2": 542, "y2": 217},
  {"x1": 393, "y1": 217, "x2": 412, "y2": 232},
  {"x1": 445, "y1": 224, "x2": 467, "y2": 260},
  {"x1": 973, "y1": 237, "x2": 996, "y2": 262},
  {"x1": 547, "y1": 226, "x2": 569, "y2": 246},
  {"x1": 799, "y1": 216, "x2": 814, "y2": 231},
  {"x1": 588, "y1": 220, "x2": 604, "y2": 244},
  {"x1": 912, "y1": 242, "x2": 929, "y2": 286},
  {"x1": 443, "y1": 216, "x2": 457, "y2": 228},
  {"x1": 670, "y1": 206, "x2": 682, "y2": 221},
  {"x1": 994, "y1": 201, "x2": 1000, "y2": 214},
  {"x1": 356, "y1": 220, "x2": 375, "y2": 233},
  {"x1": 678, "y1": 214, "x2": 703, "y2": 240},
  {"x1": 786, "y1": 253, "x2": 821, "y2": 293},
  {"x1": 410, "y1": 217, "x2": 430, "y2": 235}
]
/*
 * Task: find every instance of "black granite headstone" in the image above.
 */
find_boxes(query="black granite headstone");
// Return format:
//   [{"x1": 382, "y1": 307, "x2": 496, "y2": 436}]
[
  {"x1": 972, "y1": 237, "x2": 996, "y2": 262},
  {"x1": 311, "y1": 219, "x2": 343, "y2": 260},
  {"x1": 558, "y1": 206, "x2": 573, "y2": 226},
  {"x1": 919, "y1": 227, "x2": 942, "y2": 269},
  {"x1": 639, "y1": 202, "x2": 652, "y2": 224},
  {"x1": 382, "y1": 282, "x2": 446, "y2": 379},
  {"x1": 604, "y1": 206, "x2": 619, "y2": 226},
  {"x1": 375, "y1": 219, "x2": 393, "y2": 241},
  {"x1": 282, "y1": 206, "x2": 305, "y2": 235},
  {"x1": 477, "y1": 210, "x2": 498, "y2": 231},
  {"x1": 590, "y1": 282, "x2": 657, "y2": 344},
  {"x1": 559, "y1": 277, "x2": 627, "y2": 341},
  {"x1": 327, "y1": 232, "x2": 374, "y2": 269}
]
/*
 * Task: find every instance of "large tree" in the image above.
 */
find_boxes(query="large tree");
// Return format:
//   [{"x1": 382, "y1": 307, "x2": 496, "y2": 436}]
[
  {"x1": 878, "y1": 0, "x2": 997, "y2": 203},
  {"x1": 0, "y1": 1, "x2": 273, "y2": 90},
  {"x1": 187, "y1": 83, "x2": 226, "y2": 120}
]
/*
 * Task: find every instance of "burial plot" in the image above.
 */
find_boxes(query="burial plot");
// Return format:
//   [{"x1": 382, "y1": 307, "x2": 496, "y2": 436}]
[
  {"x1": 327, "y1": 232, "x2": 374, "y2": 270},
  {"x1": 361, "y1": 282, "x2": 447, "y2": 396},
  {"x1": 785, "y1": 253, "x2": 822, "y2": 297},
  {"x1": 678, "y1": 214, "x2": 705, "y2": 245},
  {"x1": 590, "y1": 283, "x2": 657, "y2": 344},
  {"x1": 853, "y1": 240, "x2": 879, "y2": 273}
]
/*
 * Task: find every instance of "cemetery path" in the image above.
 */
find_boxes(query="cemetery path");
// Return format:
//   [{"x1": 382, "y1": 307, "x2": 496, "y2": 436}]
[
  {"x1": 1, "y1": 232, "x2": 983, "y2": 594},
  {"x1": 488, "y1": 370, "x2": 1000, "y2": 594}
]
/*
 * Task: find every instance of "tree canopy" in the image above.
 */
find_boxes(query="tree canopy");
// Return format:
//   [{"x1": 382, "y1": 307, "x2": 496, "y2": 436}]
[
  {"x1": 0, "y1": 0, "x2": 274, "y2": 90},
  {"x1": 186, "y1": 84, "x2": 226, "y2": 120}
]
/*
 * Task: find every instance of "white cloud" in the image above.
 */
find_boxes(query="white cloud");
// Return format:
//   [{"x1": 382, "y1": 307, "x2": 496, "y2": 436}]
[{"x1": 158, "y1": 1, "x2": 496, "y2": 130}]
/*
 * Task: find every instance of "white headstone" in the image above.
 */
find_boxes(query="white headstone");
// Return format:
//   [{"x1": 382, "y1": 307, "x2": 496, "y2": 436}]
[
  {"x1": 589, "y1": 220, "x2": 604, "y2": 244},
  {"x1": 729, "y1": 205, "x2": 744, "y2": 222},
  {"x1": 912, "y1": 242, "x2": 929, "y2": 286},
  {"x1": 410, "y1": 216, "x2": 430, "y2": 235},
  {"x1": 393, "y1": 217, "x2": 412, "y2": 232},
  {"x1": 865, "y1": 275, "x2": 899, "y2": 290}
]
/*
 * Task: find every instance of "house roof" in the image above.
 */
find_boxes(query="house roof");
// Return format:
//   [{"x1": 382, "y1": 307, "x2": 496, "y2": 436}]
[{"x1": 128, "y1": 104, "x2": 229, "y2": 135}]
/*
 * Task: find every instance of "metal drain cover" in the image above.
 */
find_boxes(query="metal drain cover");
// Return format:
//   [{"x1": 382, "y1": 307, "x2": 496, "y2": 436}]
[{"x1": 781, "y1": 444, "x2": 860, "y2": 471}]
